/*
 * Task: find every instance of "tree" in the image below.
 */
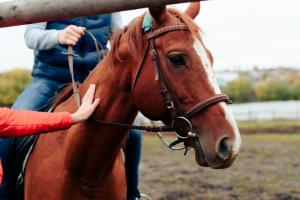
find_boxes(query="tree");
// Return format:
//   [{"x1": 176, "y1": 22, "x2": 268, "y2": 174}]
[
  {"x1": 0, "y1": 69, "x2": 31, "y2": 106},
  {"x1": 290, "y1": 79, "x2": 300, "y2": 100},
  {"x1": 222, "y1": 75, "x2": 255, "y2": 103},
  {"x1": 255, "y1": 79, "x2": 290, "y2": 101}
]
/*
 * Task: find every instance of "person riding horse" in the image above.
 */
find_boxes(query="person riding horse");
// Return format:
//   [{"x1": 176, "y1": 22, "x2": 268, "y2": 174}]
[{"x1": 0, "y1": 13, "x2": 143, "y2": 200}]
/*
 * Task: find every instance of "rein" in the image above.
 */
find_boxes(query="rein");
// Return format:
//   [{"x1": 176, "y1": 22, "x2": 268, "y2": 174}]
[
  {"x1": 64, "y1": 30, "x2": 105, "y2": 107},
  {"x1": 66, "y1": 25, "x2": 232, "y2": 152}
]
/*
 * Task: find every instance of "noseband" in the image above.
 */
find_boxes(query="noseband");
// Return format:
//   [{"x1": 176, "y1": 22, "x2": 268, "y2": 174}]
[{"x1": 67, "y1": 24, "x2": 232, "y2": 153}]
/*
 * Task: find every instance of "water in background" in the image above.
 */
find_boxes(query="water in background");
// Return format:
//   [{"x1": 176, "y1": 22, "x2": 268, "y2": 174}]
[
  {"x1": 137, "y1": 100, "x2": 300, "y2": 125},
  {"x1": 230, "y1": 100, "x2": 300, "y2": 120}
]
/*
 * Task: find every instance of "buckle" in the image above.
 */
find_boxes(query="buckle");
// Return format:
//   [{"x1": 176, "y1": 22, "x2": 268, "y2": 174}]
[
  {"x1": 62, "y1": 51, "x2": 79, "y2": 57},
  {"x1": 166, "y1": 101, "x2": 174, "y2": 110},
  {"x1": 149, "y1": 49, "x2": 157, "y2": 60}
]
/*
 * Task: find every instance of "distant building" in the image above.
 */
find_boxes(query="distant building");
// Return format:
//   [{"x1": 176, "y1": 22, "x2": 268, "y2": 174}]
[{"x1": 215, "y1": 66, "x2": 300, "y2": 86}]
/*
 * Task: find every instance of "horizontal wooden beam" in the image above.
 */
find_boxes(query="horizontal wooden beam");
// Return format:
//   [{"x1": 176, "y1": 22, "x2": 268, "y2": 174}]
[{"x1": 0, "y1": 0, "x2": 203, "y2": 28}]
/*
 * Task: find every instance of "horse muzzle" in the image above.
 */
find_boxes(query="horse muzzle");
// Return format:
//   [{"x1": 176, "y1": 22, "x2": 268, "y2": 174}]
[{"x1": 192, "y1": 133, "x2": 238, "y2": 169}]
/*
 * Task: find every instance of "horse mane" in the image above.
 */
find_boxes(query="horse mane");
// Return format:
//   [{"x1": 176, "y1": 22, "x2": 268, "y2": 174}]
[{"x1": 108, "y1": 7, "x2": 201, "y2": 66}]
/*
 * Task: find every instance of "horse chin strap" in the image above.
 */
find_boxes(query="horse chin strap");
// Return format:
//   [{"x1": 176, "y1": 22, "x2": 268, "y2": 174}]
[{"x1": 155, "y1": 132, "x2": 193, "y2": 155}]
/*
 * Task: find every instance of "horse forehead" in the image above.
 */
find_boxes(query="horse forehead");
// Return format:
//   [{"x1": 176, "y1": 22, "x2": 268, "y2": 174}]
[{"x1": 192, "y1": 36, "x2": 221, "y2": 94}]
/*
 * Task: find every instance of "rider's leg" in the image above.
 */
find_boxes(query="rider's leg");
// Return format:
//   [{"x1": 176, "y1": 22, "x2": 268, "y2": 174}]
[
  {"x1": 11, "y1": 77, "x2": 62, "y2": 110},
  {"x1": 0, "y1": 77, "x2": 62, "y2": 199},
  {"x1": 125, "y1": 129, "x2": 143, "y2": 200},
  {"x1": 0, "y1": 138, "x2": 14, "y2": 199}
]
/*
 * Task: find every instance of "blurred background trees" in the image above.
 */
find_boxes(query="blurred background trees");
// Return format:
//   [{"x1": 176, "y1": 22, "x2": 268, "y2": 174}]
[
  {"x1": 221, "y1": 75, "x2": 255, "y2": 103},
  {"x1": 222, "y1": 76, "x2": 300, "y2": 103},
  {"x1": 255, "y1": 79, "x2": 290, "y2": 101},
  {"x1": 0, "y1": 67, "x2": 300, "y2": 106},
  {"x1": 220, "y1": 67, "x2": 300, "y2": 103},
  {"x1": 0, "y1": 69, "x2": 31, "y2": 106}
]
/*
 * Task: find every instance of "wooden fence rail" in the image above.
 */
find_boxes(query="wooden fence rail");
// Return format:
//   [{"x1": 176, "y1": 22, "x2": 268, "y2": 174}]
[{"x1": 0, "y1": 0, "x2": 203, "y2": 28}]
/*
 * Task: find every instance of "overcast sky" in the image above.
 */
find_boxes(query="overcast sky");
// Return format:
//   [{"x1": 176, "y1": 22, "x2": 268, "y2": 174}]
[{"x1": 0, "y1": 0, "x2": 299, "y2": 72}]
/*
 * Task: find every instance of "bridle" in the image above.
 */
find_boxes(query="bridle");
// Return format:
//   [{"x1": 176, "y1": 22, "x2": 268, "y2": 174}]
[
  {"x1": 130, "y1": 24, "x2": 232, "y2": 151},
  {"x1": 67, "y1": 24, "x2": 232, "y2": 153}
]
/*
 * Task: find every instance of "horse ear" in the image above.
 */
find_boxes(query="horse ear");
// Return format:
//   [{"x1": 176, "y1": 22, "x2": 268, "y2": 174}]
[
  {"x1": 185, "y1": 2, "x2": 200, "y2": 19},
  {"x1": 149, "y1": 6, "x2": 166, "y2": 23}
]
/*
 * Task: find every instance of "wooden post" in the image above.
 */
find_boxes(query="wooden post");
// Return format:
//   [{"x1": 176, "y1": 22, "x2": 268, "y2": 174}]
[{"x1": 0, "y1": 0, "x2": 203, "y2": 28}]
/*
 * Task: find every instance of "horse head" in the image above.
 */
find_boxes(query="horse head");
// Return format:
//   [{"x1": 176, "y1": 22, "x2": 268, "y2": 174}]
[{"x1": 115, "y1": 2, "x2": 241, "y2": 169}]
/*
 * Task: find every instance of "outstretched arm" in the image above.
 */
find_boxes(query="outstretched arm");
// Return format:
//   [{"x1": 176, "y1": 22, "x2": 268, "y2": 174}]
[{"x1": 0, "y1": 84, "x2": 99, "y2": 138}]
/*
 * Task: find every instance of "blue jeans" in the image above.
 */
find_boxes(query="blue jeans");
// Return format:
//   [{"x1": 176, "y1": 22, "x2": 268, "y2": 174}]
[
  {"x1": 125, "y1": 129, "x2": 143, "y2": 200},
  {"x1": 0, "y1": 76, "x2": 142, "y2": 199},
  {"x1": 12, "y1": 77, "x2": 62, "y2": 111}
]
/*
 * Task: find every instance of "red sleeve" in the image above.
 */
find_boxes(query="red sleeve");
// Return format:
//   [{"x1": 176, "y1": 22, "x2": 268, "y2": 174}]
[{"x1": 0, "y1": 107, "x2": 73, "y2": 138}]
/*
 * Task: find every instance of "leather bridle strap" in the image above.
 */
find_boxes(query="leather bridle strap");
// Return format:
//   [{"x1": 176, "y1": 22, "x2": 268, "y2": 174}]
[
  {"x1": 91, "y1": 118, "x2": 173, "y2": 132},
  {"x1": 131, "y1": 42, "x2": 150, "y2": 92},
  {"x1": 131, "y1": 24, "x2": 189, "y2": 92},
  {"x1": 67, "y1": 46, "x2": 81, "y2": 108},
  {"x1": 85, "y1": 30, "x2": 106, "y2": 62},
  {"x1": 65, "y1": 30, "x2": 103, "y2": 108},
  {"x1": 149, "y1": 38, "x2": 178, "y2": 118},
  {"x1": 147, "y1": 24, "x2": 189, "y2": 40},
  {"x1": 184, "y1": 94, "x2": 232, "y2": 119}
]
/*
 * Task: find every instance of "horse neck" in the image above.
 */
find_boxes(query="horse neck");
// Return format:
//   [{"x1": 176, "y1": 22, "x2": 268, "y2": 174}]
[{"x1": 62, "y1": 56, "x2": 138, "y2": 183}]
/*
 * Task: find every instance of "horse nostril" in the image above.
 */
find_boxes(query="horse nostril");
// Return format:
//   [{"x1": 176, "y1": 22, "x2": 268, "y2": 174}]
[{"x1": 217, "y1": 137, "x2": 230, "y2": 160}]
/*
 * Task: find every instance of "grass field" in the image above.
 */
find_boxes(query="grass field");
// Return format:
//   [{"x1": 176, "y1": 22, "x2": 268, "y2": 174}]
[
  {"x1": 139, "y1": 134, "x2": 300, "y2": 200},
  {"x1": 237, "y1": 120, "x2": 300, "y2": 129},
  {"x1": 237, "y1": 120, "x2": 300, "y2": 134}
]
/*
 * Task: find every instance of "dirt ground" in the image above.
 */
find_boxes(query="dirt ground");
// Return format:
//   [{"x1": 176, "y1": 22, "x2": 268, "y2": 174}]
[{"x1": 139, "y1": 134, "x2": 300, "y2": 200}]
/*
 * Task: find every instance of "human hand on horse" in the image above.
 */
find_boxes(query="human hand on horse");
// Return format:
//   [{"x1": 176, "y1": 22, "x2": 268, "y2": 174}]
[
  {"x1": 71, "y1": 84, "x2": 100, "y2": 124},
  {"x1": 58, "y1": 25, "x2": 86, "y2": 46}
]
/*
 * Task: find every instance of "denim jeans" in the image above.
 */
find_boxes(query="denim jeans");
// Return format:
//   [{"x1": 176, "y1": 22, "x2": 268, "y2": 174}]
[
  {"x1": 125, "y1": 129, "x2": 143, "y2": 200},
  {"x1": 12, "y1": 77, "x2": 62, "y2": 111},
  {"x1": 0, "y1": 76, "x2": 142, "y2": 199}
]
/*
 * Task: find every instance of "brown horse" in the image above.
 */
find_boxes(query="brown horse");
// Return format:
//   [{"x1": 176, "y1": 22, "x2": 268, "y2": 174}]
[{"x1": 25, "y1": 2, "x2": 241, "y2": 199}]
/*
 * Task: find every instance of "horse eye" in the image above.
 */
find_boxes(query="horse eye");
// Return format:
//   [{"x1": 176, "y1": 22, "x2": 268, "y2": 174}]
[{"x1": 168, "y1": 54, "x2": 186, "y2": 66}]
